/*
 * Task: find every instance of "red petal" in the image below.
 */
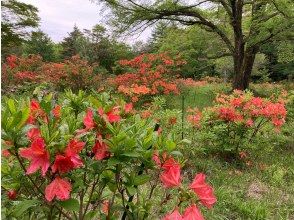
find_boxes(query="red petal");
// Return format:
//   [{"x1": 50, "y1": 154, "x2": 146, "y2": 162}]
[{"x1": 45, "y1": 177, "x2": 72, "y2": 202}]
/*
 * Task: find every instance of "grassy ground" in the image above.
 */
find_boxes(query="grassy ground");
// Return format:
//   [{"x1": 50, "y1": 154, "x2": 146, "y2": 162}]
[
  {"x1": 164, "y1": 83, "x2": 294, "y2": 220},
  {"x1": 191, "y1": 147, "x2": 294, "y2": 220}
]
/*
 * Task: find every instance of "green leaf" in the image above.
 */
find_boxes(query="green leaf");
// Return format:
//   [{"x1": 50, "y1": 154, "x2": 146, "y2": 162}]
[
  {"x1": 134, "y1": 175, "x2": 150, "y2": 186},
  {"x1": 84, "y1": 210, "x2": 99, "y2": 220},
  {"x1": 7, "y1": 99, "x2": 16, "y2": 114},
  {"x1": 166, "y1": 140, "x2": 176, "y2": 151},
  {"x1": 10, "y1": 111, "x2": 22, "y2": 129},
  {"x1": 121, "y1": 152, "x2": 141, "y2": 158},
  {"x1": 180, "y1": 139, "x2": 191, "y2": 144},
  {"x1": 12, "y1": 199, "x2": 39, "y2": 217},
  {"x1": 58, "y1": 198, "x2": 79, "y2": 212},
  {"x1": 170, "y1": 151, "x2": 183, "y2": 157},
  {"x1": 17, "y1": 107, "x2": 30, "y2": 129},
  {"x1": 126, "y1": 186, "x2": 136, "y2": 196}
]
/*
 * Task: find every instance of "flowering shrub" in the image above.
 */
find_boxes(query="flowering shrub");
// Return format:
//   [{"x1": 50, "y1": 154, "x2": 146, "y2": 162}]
[
  {"x1": 2, "y1": 55, "x2": 102, "y2": 93},
  {"x1": 1, "y1": 90, "x2": 216, "y2": 219},
  {"x1": 40, "y1": 55, "x2": 101, "y2": 91},
  {"x1": 191, "y1": 90, "x2": 287, "y2": 159},
  {"x1": 112, "y1": 53, "x2": 185, "y2": 102},
  {"x1": 2, "y1": 54, "x2": 43, "y2": 91}
]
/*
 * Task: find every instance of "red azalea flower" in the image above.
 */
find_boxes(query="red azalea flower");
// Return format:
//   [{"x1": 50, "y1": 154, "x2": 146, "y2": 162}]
[
  {"x1": 169, "y1": 117, "x2": 177, "y2": 125},
  {"x1": 84, "y1": 109, "x2": 95, "y2": 130},
  {"x1": 162, "y1": 157, "x2": 179, "y2": 170},
  {"x1": 162, "y1": 208, "x2": 182, "y2": 220},
  {"x1": 51, "y1": 155, "x2": 75, "y2": 174},
  {"x1": 52, "y1": 140, "x2": 85, "y2": 173},
  {"x1": 99, "y1": 107, "x2": 121, "y2": 123},
  {"x1": 92, "y1": 138, "x2": 110, "y2": 160},
  {"x1": 19, "y1": 138, "x2": 50, "y2": 176},
  {"x1": 124, "y1": 103, "x2": 133, "y2": 113},
  {"x1": 160, "y1": 161, "x2": 181, "y2": 188},
  {"x1": 7, "y1": 55, "x2": 17, "y2": 69},
  {"x1": 65, "y1": 139, "x2": 85, "y2": 156},
  {"x1": 27, "y1": 100, "x2": 47, "y2": 124},
  {"x1": 101, "y1": 200, "x2": 110, "y2": 215},
  {"x1": 45, "y1": 177, "x2": 72, "y2": 202},
  {"x1": 190, "y1": 173, "x2": 216, "y2": 209},
  {"x1": 7, "y1": 190, "x2": 17, "y2": 200},
  {"x1": 52, "y1": 105, "x2": 61, "y2": 118},
  {"x1": 152, "y1": 151, "x2": 161, "y2": 166},
  {"x1": 182, "y1": 204, "x2": 204, "y2": 220},
  {"x1": 2, "y1": 149, "x2": 11, "y2": 158},
  {"x1": 27, "y1": 128, "x2": 41, "y2": 141}
]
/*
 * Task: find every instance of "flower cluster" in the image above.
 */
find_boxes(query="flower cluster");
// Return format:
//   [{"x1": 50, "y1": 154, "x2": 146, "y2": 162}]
[
  {"x1": 153, "y1": 152, "x2": 217, "y2": 219},
  {"x1": 1, "y1": 55, "x2": 102, "y2": 92},
  {"x1": 214, "y1": 90, "x2": 287, "y2": 129},
  {"x1": 112, "y1": 53, "x2": 185, "y2": 102},
  {"x1": 40, "y1": 55, "x2": 102, "y2": 91},
  {"x1": 2, "y1": 92, "x2": 216, "y2": 219},
  {"x1": 2, "y1": 55, "x2": 42, "y2": 89},
  {"x1": 15, "y1": 99, "x2": 134, "y2": 202},
  {"x1": 187, "y1": 108, "x2": 202, "y2": 128}
]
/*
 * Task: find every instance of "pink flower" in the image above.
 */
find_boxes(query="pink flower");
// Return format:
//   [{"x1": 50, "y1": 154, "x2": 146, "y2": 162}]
[
  {"x1": 45, "y1": 177, "x2": 72, "y2": 202},
  {"x1": 92, "y1": 138, "x2": 110, "y2": 160},
  {"x1": 65, "y1": 139, "x2": 85, "y2": 156},
  {"x1": 160, "y1": 159, "x2": 181, "y2": 188},
  {"x1": 51, "y1": 155, "x2": 75, "y2": 174},
  {"x1": 52, "y1": 140, "x2": 85, "y2": 173},
  {"x1": 27, "y1": 128, "x2": 41, "y2": 141},
  {"x1": 52, "y1": 105, "x2": 61, "y2": 118},
  {"x1": 124, "y1": 103, "x2": 133, "y2": 113},
  {"x1": 99, "y1": 107, "x2": 121, "y2": 123},
  {"x1": 101, "y1": 200, "x2": 110, "y2": 215},
  {"x1": 152, "y1": 151, "x2": 161, "y2": 166},
  {"x1": 162, "y1": 208, "x2": 182, "y2": 220},
  {"x1": 7, "y1": 190, "x2": 17, "y2": 200},
  {"x1": 245, "y1": 119, "x2": 254, "y2": 127},
  {"x1": 182, "y1": 204, "x2": 204, "y2": 220},
  {"x1": 19, "y1": 138, "x2": 50, "y2": 176},
  {"x1": 2, "y1": 149, "x2": 11, "y2": 158},
  {"x1": 190, "y1": 173, "x2": 216, "y2": 208},
  {"x1": 84, "y1": 109, "x2": 95, "y2": 130}
]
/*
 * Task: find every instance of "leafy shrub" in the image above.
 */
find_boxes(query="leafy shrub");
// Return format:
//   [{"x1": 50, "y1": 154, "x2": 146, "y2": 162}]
[
  {"x1": 188, "y1": 90, "x2": 287, "y2": 160},
  {"x1": 2, "y1": 55, "x2": 102, "y2": 93},
  {"x1": 2, "y1": 54, "x2": 43, "y2": 93},
  {"x1": 111, "y1": 53, "x2": 185, "y2": 102},
  {"x1": 1, "y1": 90, "x2": 216, "y2": 219}
]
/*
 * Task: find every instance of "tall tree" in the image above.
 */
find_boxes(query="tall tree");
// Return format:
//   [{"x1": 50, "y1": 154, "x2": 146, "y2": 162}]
[
  {"x1": 60, "y1": 25, "x2": 84, "y2": 59},
  {"x1": 23, "y1": 30, "x2": 56, "y2": 61},
  {"x1": 96, "y1": 0, "x2": 294, "y2": 90},
  {"x1": 1, "y1": 0, "x2": 39, "y2": 57}
]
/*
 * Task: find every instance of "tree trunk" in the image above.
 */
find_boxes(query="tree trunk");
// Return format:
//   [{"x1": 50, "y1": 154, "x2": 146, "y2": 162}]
[{"x1": 233, "y1": 46, "x2": 258, "y2": 90}]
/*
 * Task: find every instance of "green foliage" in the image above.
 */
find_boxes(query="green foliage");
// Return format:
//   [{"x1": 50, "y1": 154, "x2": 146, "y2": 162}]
[
  {"x1": 60, "y1": 24, "x2": 134, "y2": 74},
  {"x1": 1, "y1": 0, "x2": 39, "y2": 57},
  {"x1": 22, "y1": 30, "x2": 56, "y2": 62}
]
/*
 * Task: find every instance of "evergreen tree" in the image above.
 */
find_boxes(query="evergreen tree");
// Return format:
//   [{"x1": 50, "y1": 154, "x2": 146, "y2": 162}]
[
  {"x1": 60, "y1": 25, "x2": 84, "y2": 59},
  {"x1": 23, "y1": 30, "x2": 56, "y2": 61}
]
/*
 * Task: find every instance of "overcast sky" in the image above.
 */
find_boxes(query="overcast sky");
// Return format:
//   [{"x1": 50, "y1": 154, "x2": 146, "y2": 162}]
[{"x1": 20, "y1": 0, "x2": 151, "y2": 44}]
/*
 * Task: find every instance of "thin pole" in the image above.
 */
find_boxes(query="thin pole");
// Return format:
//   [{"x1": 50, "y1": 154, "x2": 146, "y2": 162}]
[{"x1": 181, "y1": 95, "x2": 185, "y2": 140}]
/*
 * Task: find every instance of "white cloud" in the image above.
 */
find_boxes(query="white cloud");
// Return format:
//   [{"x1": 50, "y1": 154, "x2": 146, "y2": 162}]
[{"x1": 20, "y1": 0, "x2": 151, "y2": 44}]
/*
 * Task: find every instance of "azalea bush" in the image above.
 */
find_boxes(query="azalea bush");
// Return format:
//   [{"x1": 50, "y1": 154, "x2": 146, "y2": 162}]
[
  {"x1": 1, "y1": 90, "x2": 216, "y2": 219},
  {"x1": 111, "y1": 53, "x2": 185, "y2": 102},
  {"x1": 40, "y1": 55, "x2": 102, "y2": 91},
  {"x1": 2, "y1": 54, "x2": 43, "y2": 93},
  {"x1": 190, "y1": 90, "x2": 287, "y2": 160},
  {"x1": 1, "y1": 55, "x2": 102, "y2": 93}
]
